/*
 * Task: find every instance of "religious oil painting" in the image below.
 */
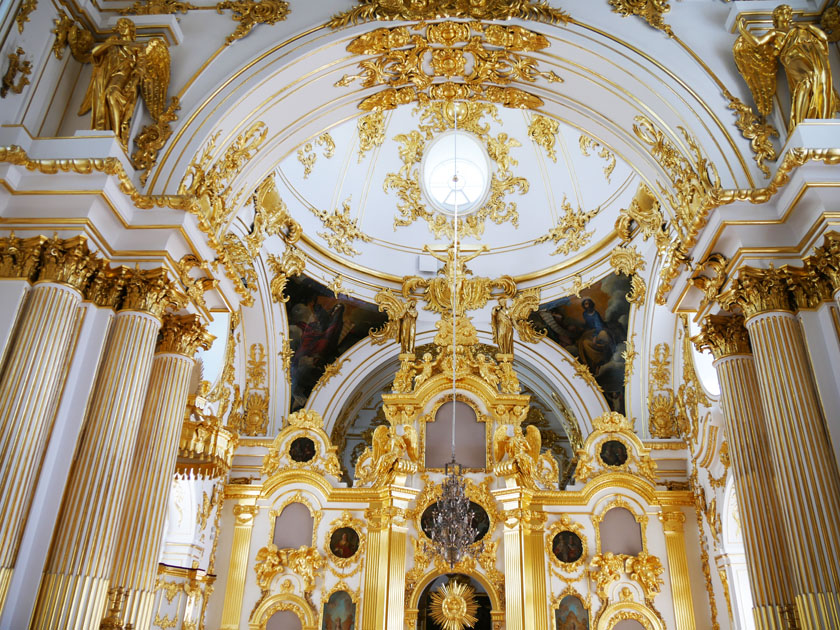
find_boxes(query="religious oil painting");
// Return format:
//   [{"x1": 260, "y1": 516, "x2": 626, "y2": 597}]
[
  {"x1": 555, "y1": 594, "x2": 589, "y2": 630},
  {"x1": 285, "y1": 276, "x2": 386, "y2": 412},
  {"x1": 329, "y1": 527, "x2": 360, "y2": 559},
  {"x1": 530, "y1": 273, "x2": 631, "y2": 414},
  {"x1": 552, "y1": 530, "x2": 584, "y2": 564},
  {"x1": 323, "y1": 590, "x2": 355, "y2": 630}
]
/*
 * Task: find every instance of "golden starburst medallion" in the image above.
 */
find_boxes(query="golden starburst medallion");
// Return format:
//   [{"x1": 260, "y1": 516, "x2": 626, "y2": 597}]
[{"x1": 429, "y1": 580, "x2": 479, "y2": 630}]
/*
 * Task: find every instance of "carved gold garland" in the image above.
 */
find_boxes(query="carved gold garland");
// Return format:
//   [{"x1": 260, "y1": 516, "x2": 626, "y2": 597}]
[{"x1": 335, "y1": 21, "x2": 562, "y2": 112}]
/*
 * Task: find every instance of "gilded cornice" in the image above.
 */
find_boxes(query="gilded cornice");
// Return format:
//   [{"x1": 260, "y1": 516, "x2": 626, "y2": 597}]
[
  {"x1": 0, "y1": 145, "x2": 194, "y2": 212},
  {"x1": 328, "y1": 0, "x2": 571, "y2": 29},
  {"x1": 693, "y1": 314, "x2": 750, "y2": 360},
  {"x1": 158, "y1": 313, "x2": 214, "y2": 356}
]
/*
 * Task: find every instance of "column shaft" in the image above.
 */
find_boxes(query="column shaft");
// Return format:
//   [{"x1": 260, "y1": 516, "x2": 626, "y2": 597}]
[
  {"x1": 659, "y1": 510, "x2": 697, "y2": 630},
  {"x1": 714, "y1": 353, "x2": 795, "y2": 629},
  {"x1": 33, "y1": 307, "x2": 162, "y2": 630},
  {"x1": 0, "y1": 282, "x2": 82, "y2": 608},
  {"x1": 110, "y1": 314, "x2": 210, "y2": 630},
  {"x1": 746, "y1": 310, "x2": 840, "y2": 627}
]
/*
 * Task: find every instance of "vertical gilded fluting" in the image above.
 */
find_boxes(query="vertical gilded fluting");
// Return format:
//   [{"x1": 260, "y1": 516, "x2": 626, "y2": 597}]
[
  {"x1": 32, "y1": 269, "x2": 176, "y2": 630},
  {"x1": 0, "y1": 235, "x2": 100, "y2": 614},
  {"x1": 658, "y1": 510, "x2": 696, "y2": 630},
  {"x1": 696, "y1": 314, "x2": 795, "y2": 630},
  {"x1": 219, "y1": 504, "x2": 259, "y2": 630},
  {"x1": 745, "y1": 310, "x2": 840, "y2": 627},
  {"x1": 109, "y1": 314, "x2": 212, "y2": 629}
]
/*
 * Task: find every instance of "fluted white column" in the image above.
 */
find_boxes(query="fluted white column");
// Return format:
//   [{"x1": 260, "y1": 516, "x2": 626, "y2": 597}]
[{"x1": 111, "y1": 314, "x2": 211, "y2": 630}]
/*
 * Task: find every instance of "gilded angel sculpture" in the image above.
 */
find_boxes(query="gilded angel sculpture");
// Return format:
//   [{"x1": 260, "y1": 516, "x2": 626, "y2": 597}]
[
  {"x1": 733, "y1": 4, "x2": 839, "y2": 131},
  {"x1": 76, "y1": 18, "x2": 171, "y2": 148}
]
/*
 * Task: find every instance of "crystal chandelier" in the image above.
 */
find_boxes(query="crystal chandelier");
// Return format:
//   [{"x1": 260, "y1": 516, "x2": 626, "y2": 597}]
[{"x1": 425, "y1": 104, "x2": 483, "y2": 569}]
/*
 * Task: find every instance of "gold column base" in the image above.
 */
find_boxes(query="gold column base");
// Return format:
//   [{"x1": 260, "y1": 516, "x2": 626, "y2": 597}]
[
  {"x1": 795, "y1": 591, "x2": 840, "y2": 629},
  {"x1": 0, "y1": 566, "x2": 11, "y2": 615},
  {"x1": 121, "y1": 587, "x2": 154, "y2": 630},
  {"x1": 753, "y1": 603, "x2": 795, "y2": 630},
  {"x1": 32, "y1": 572, "x2": 109, "y2": 630}
]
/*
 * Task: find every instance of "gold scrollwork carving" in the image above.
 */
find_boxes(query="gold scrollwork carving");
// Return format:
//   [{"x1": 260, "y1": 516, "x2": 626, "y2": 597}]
[
  {"x1": 328, "y1": 0, "x2": 570, "y2": 29},
  {"x1": 536, "y1": 196, "x2": 599, "y2": 256},
  {"x1": 608, "y1": 0, "x2": 673, "y2": 37},
  {"x1": 1, "y1": 47, "x2": 32, "y2": 98},
  {"x1": 216, "y1": 0, "x2": 290, "y2": 45},
  {"x1": 335, "y1": 22, "x2": 562, "y2": 111}
]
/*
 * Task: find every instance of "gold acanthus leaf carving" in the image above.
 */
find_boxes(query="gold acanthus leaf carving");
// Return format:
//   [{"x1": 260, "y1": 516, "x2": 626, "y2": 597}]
[
  {"x1": 609, "y1": 0, "x2": 673, "y2": 36},
  {"x1": 121, "y1": 0, "x2": 195, "y2": 14},
  {"x1": 357, "y1": 110, "x2": 385, "y2": 161},
  {"x1": 536, "y1": 196, "x2": 598, "y2": 256},
  {"x1": 1, "y1": 47, "x2": 32, "y2": 98},
  {"x1": 385, "y1": 102, "x2": 528, "y2": 239},
  {"x1": 216, "y1": 0, "x2": 290, "y2": 45},
  {"x1": 328, "y1": 0, "x2": 570, "y2": 29},
  {"x1": 609, "y1": 245, "x2": 646, "y2": 305},
  {"x1": 296, "y1": 132, "x2": 335, "y2": 178},
  {"x1": 15, "y1": 0, "x2": 37, "y2": 33},
  {"x1": 335, "y1": 22, "x2": 562, "y2": 111},
  {"x1": 722, "y1": 89, "x2": 778, "y2": 179},
  {"x1": 312, "y1": 198, "x2": 372, "y2": 257},
  {"x1": 579, "y1": 135, "x2": 616, "y2": 183},
  {"x1": 528, "y1": 114, "x2": 560, "y2": 162}
]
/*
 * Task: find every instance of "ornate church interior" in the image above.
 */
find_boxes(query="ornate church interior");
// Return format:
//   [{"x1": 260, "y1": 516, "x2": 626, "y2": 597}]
[{"x1": 1, "y1": 1, "x2": 840, "y2": 629}]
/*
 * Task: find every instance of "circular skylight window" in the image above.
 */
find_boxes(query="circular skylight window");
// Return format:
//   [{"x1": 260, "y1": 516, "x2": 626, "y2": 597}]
[{"x1": 421, "y1": 130, "x2": 491, "y2": 216}]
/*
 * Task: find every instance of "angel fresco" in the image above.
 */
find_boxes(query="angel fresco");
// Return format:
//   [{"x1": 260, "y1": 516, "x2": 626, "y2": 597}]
[
  {"x1": 74, "y1": 18, "x2": 171, "y2": 148},
  {"x1": 734, "y1": 4, "x2": 839, "y2": 131}
]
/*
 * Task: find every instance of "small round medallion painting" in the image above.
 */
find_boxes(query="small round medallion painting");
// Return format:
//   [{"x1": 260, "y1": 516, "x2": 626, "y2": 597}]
[
  {"x1": 289, "y1": 436, "x2": 316, "y2": 463},
  {"x1": 329, "y1": 527, "x2": 360, "y2": 559},
  {"x1": 551, "y1": 530, "x2": 584, "y2": 564},
  {"x1": 600, "y1": 440, "x2": 628, "y2": 467}
]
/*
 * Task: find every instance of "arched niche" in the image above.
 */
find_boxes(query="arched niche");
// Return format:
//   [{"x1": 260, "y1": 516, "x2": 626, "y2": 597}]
[
  {"x1": 424, "y1": 397, "x2": 487, "y2": 470},
  {"x1": 269, "y1": 493, "x2": 320, "y2": 549}
]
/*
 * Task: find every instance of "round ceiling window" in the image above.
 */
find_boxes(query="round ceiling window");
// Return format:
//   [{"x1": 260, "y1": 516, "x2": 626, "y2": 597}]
[{"x1": 421, "y1": 130, "x2": 491, "y2": 216}]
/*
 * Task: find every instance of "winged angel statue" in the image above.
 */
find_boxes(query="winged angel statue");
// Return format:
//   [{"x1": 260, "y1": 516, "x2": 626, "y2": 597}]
[
  {"x1": 76, "y1": 18, "x2": 171, "y2": 148},
  {"x1": 733, "y1": 4, "x2": 838, "y2": 132}
]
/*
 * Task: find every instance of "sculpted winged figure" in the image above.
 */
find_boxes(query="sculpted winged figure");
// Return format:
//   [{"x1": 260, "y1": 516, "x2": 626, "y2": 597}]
[
  {"x1": 76, "y1": 18, "x2": 172, "y2": 148},
  {"x1": 733, "y1": 4, "x2": 839, "y2": 131}
]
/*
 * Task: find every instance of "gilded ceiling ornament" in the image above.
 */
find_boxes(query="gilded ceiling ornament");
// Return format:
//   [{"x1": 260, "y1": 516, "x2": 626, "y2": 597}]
[
  {"x1": 609, "y1": 245, "x2": 646, "y2": 305},
  {"x1": 179, "y1": 121, "x2": 268, "y2": 238},
  {"x1": 385, "y1": 102, "x2": 528, "y2": 239},
  {"x1": 579, "y1": 135, "x2": 616, "y2": 183},
  {"x1": 1, "y1": 47, "x2": 31, "y2": 98},
  {"x1": 14, "y1": 0, "x2": 37, "y2": 33},
  {"x1": 296, "y1": 132, "x2": 335, "y2": 178},
  {"x1": 356, "y1": 110, "x2": 386, "y2": 161},
  {"x1": 722, "y1": 89, "x2": 777, "y2": 179},
  {"x1": 369, "y1": 290, "x2": 418, "y2": 355},
  {"x1": 335, "y1": 22, "x2": 562, "y2": 111},
  {"x1": 527, "y1": 114, "x2": 560, "y2": 162},
  {"x1": 492, "y1": 423, "x2": 559, "y2": 490},
  {"x1": 608, "y1": 0, "x2": 673, "y2": 37},
  {"x1": 312, "y1": 198, "x2": 372, "y2": 256},
  {"x1": 216, "y1": 0, "x2": 290, "y2": 45},
  {"x1": 121, "y1": 0, "x2": 194, "y2": 14},
  {"x1": 734, "y1": 6, "x2": 838, "y2": 132},
  {"x1": 133, "y1": 96, "x2": 180, "y2": 186},
  {"x1": 536, "y1": 196, "x2": 598, "y2": 256},
  {"x1": 328, "y1": 0, "x2": 570, "y2": 29},
  {"x1": 428, "y1": 580, "x2": 479, "y2": 630}
]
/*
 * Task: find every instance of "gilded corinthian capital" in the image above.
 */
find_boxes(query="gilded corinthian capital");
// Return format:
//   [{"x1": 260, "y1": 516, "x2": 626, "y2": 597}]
[
  {"x1": 157, "y1": 313, "x2": 214, "y2": 356},
  {"x1": 693, "y1": 314, "x2": 751, "y2": 360}
]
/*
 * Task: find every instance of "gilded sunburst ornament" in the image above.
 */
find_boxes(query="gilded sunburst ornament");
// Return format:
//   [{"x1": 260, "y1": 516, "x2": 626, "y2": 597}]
[{"x1": 429, "y1": 581, "x2": 479, "y2": 630}]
